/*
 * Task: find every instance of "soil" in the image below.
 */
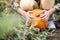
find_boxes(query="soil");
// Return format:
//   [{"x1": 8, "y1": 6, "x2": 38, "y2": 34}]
[{"x1": 47, "y1": 28, "x2": 60, "y2": 40}]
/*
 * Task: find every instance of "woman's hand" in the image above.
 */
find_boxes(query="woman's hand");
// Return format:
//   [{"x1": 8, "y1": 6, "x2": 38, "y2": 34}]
[
  {"x1": 26, "y1": 11, "x2": 33, "y2": 21},
  {"x1": 40, "y1": 10, "x2": 51, "y2": 22},
  {"x1": 40, "y1": 8, "x2": 56, "y2": 22},
  {"x1": 25, "y1": 11, "x2": 34, "y2": 26}
]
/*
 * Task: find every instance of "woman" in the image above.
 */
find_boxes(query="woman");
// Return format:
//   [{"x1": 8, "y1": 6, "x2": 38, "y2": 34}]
[
  {"x1": 11, "y1": 0, "x2": 60, "y2": 30},
  {"x1": 40, "y1": 0, "x2": 60, "y2": 30}
]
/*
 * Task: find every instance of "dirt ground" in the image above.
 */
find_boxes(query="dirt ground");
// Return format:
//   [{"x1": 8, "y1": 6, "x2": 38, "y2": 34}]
[{"x1": 47, "y1": 28, "x2": 60, "y2": 40}]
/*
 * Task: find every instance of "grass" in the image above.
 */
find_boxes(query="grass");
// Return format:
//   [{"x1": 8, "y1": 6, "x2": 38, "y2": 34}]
[{"x1": 0, "y1": 10, "x2": 25, "y2": 39}]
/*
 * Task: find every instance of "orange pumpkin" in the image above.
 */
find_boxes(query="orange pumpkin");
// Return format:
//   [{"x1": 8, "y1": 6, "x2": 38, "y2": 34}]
[{"x1": 28, "y1": 9, "x2": 48, "y2": 30}]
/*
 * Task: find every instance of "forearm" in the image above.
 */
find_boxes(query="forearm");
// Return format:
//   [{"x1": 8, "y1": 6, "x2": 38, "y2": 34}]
[
  {"x1": 11, "y1": 0, "x2": 27, "y2": 18},
  {"x1": 17, "y1": 8, "x2": 27, "y2": 18},
  {"x1": 48, "y1": 8, "x2": 57, "y2": 15},
  {"x1": 48, "y1": 3, "x2": 60, "y2": 16}
]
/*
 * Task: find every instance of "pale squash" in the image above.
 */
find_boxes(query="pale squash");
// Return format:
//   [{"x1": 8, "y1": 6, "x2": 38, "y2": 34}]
[{"x1": 20, "y1": 0, "x2": 38, "y2": 11}]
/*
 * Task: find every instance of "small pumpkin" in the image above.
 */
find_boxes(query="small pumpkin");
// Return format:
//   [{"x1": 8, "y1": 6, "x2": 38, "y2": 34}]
[{"x1": 28, "y1": 9, "x2": 48, "y2": 30}]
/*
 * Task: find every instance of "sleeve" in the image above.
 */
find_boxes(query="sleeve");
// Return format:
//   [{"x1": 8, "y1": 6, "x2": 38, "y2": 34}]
[
  {"x1": 54, "y1": 3, "x2": 60, "y2": 11},
  {"x1": 11, "y1": 0, "x2": 20, "y2": 10}
]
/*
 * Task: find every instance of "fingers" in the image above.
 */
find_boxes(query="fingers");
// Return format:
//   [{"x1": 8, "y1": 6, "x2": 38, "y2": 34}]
[
  {"x1": 41, "y1": 15, "x2": 49, "y2": 22},
  {"x1": 40, "y1": 10, "x2": 47, "y2": 18},
  {"x1": 40, "y1": 11, "x2": 49, "y2": 22},
  {"x1": 41, "y1": 10, "x2": 47, "y2": 13},
  {"x1": 40, "y1": 13, "x2": 46, "y2": 18},
  {"x1": 27, "y1": 11, "x2": 34, "y2": 19},
  {"x1": 29, "y1": 14, "x2": 34, "y2": 19},
  {"x1": 27, "y1": 11, "x2": 33, "y2": 14}
]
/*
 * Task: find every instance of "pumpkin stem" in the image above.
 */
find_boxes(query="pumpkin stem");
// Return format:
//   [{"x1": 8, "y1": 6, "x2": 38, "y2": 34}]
[{"x1": 35, "y1": 13, "x2": 40, "y2": 17}]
